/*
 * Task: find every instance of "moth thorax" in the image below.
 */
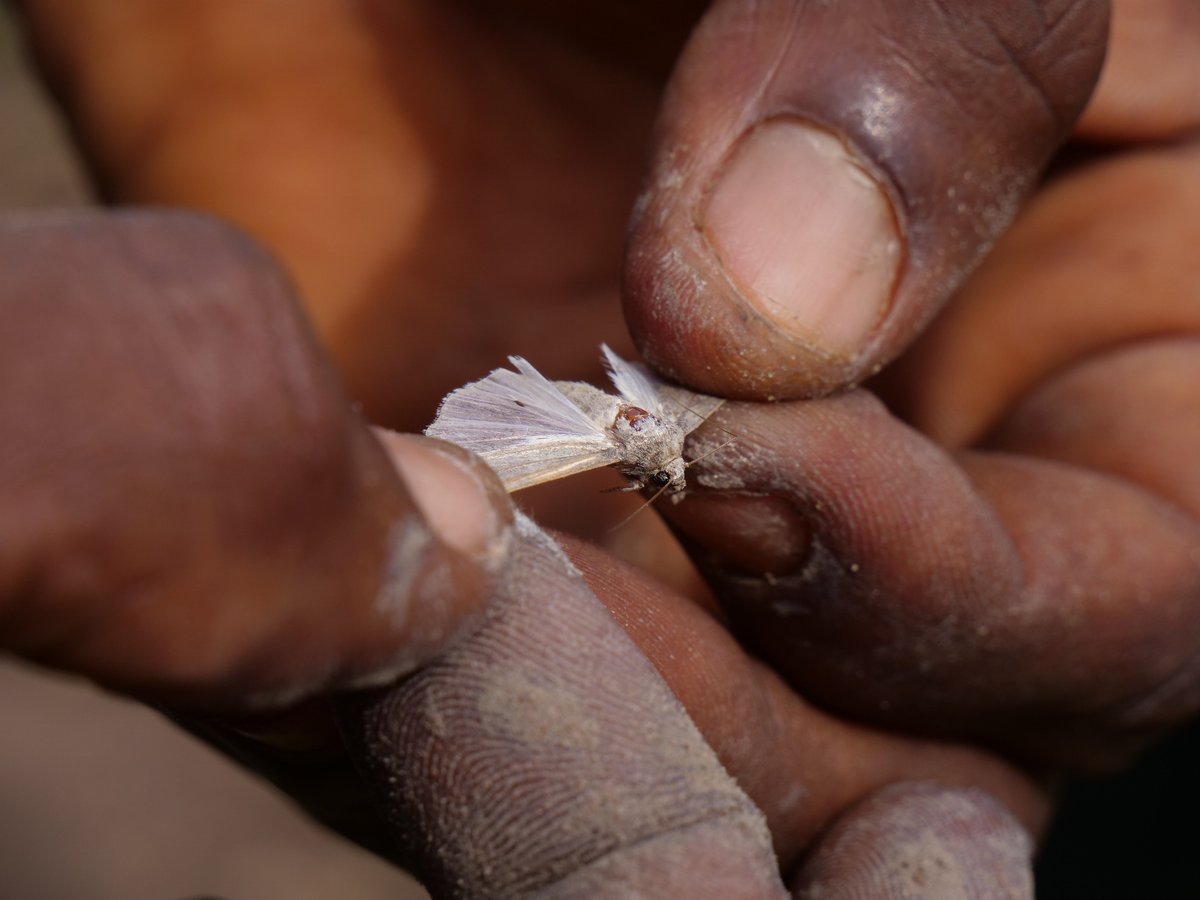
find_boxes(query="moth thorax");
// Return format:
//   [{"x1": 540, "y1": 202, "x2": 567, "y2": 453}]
[{"x1": 616, "y1": 405, "x2": 656, "y2": 432}]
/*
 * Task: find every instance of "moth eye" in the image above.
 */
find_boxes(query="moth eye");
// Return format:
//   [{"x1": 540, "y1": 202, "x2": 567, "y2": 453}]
[{"x1": 652, "y1": 471, "x2": 672, "y2": 487}]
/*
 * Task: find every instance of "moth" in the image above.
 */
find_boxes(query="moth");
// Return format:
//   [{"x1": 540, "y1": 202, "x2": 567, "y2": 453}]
[{"x1": 426, "y1": 344, "x2": 724, "y2": 494}]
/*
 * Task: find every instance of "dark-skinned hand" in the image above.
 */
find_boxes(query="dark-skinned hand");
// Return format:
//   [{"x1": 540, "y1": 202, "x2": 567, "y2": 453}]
[{"x1": 5, "y1": 0, "x2": 1200, "y2": 896}]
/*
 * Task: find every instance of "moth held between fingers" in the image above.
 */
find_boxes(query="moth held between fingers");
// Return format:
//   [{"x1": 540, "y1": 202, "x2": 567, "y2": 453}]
[{"x1": 426, "y1": 345, "x2": 725, "y2": 495}]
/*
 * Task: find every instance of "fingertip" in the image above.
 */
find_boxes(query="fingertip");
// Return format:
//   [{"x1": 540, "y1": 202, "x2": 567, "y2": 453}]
[
  {"x1": 375, "y1": 430, "x2": 514, "y2": 566},
  {"x1": 660, "y1": 488, "x2": 815, "y2": 579},
  {"x1": 792, "y1": 783, "x2": 1034, "y2": 899},
  {"x1": 310, "y1": 431, "x2": 517, "y2": 696}
]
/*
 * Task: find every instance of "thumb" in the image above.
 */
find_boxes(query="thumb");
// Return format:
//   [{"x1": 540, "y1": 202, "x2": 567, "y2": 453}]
[{"x1": 625, "y1": 0, "x2": 1109, "y2": 398}]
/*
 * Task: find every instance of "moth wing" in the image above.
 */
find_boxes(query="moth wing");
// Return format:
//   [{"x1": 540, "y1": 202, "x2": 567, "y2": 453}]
[
  {"x1": 477, "y1": 441, "x2": 621, "y2": 492},
  {"x1": 426, "y1": 356, "x2": 619, "y2": 492},
  {"x1": 601, "y1": 343, "x2": 663, "y2": 412},
  {"x1": 654, "y1": 384, "x2": 725, "y2": 436},
  {"x1": 600, "y1": 343, "x2": 724, "y2": 436}
]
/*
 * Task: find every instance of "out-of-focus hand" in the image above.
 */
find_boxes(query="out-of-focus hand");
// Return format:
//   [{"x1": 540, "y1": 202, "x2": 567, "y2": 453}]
[
  {"x1": 0, "y1": 212, "x2": 512, "y2": 707},
  {"x1": 19, "y1": 0, "x2": 691, "y2": 431}
]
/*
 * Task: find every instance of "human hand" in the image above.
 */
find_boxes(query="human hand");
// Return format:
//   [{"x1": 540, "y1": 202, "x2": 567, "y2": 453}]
[
  {"x1": 621, "y1": 0, "x2": 1200, "y2": 836},
  {"x1": 0, "y1": 211, "x2": 512, "y2": 708},
  {"x1": 1, "y1": 212, "x2": 1041, "y2": 897},
  {"x1": 11, "y1": 0, "x2": 1200, "y2": 895}
]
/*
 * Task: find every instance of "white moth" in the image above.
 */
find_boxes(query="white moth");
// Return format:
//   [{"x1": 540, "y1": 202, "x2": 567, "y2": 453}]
[{"x1": 426, "y1": 344, "x2": 724, "y2": 494}]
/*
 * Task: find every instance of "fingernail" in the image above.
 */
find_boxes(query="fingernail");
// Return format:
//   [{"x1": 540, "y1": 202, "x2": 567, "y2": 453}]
[
  {"x1": 377, "y1": 431, "x2": 512, "y2": 562},
  {"x1": 703, "y1": 119, "x2": 902, "y2": 358}
]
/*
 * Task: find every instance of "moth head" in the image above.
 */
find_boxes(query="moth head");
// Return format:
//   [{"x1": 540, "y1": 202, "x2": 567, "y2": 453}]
[{"x1": 652, "y1": 457, "x2": 687, "y2": 493}]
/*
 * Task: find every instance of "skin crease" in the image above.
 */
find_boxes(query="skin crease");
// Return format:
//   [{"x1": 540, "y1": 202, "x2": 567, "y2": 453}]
[{"x1": 4, "y1": 0, "x2": 1200, "y2": 895}]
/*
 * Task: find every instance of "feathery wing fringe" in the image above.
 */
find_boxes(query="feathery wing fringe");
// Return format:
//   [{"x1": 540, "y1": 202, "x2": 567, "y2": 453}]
[
  {"x1": 601, "y1": 343, "x2": 663, "y2": 413},
  {"x1": 426, "y1": 355, "x2": 618, "y2": 491},
  {"x1": 601, "y1": 344, "x2": 723, "y2": 433}
]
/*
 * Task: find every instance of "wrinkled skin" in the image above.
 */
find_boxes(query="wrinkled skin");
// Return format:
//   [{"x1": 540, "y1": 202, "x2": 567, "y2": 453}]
[{"x1": 4, "y1": 0, "x2": 1200, "y2": 895}]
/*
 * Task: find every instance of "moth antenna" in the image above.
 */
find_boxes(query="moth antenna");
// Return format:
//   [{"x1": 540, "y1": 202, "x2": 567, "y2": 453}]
[{"x1": 607, "y1": 480, "x2": 673, "y2": 533}]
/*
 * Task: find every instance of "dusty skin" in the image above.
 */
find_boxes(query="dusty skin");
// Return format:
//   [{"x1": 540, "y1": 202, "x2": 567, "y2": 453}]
[
  {"x1": 339, "y1": 512, "x2": 787, "y2": 899},
  {"x1": 3, "y1": 0, "x2": 1200, "y2": 896}
]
